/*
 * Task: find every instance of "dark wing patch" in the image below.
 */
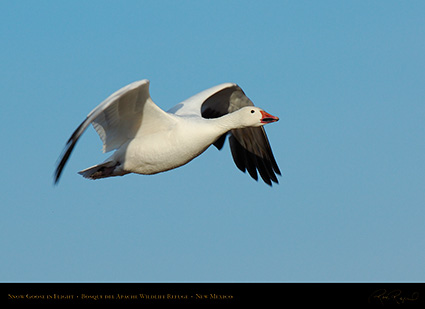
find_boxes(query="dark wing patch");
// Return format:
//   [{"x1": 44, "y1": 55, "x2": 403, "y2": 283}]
[
  {"x1": 200, "y1": 85, "x2": 281, "y2": 186},
  {"x1": 212, "y1": 134, "x2": 227, "y2": 150},
  {"x1": 202, "y1": 103, "x2": 229, "y2": 150},
  {"x1": 230, "y1": 127, "x2": 281, "y2": 186}
]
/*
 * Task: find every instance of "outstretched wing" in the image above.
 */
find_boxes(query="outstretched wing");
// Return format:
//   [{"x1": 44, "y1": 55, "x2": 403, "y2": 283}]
[
  {"x1": 54, "y1": 79, "x2": 172, "y2": 184},
  {"x1": 170, "y1": 83, "x2": 281, "y2": 186}
]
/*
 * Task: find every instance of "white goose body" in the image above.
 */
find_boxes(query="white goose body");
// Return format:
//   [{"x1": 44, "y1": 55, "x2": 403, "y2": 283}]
[
  {"x1": 55, "y1": 79, "x2": 281, "y2": 185},
  {"x1": 113, "y1": 116, "x2": 227, "y2": 175}
]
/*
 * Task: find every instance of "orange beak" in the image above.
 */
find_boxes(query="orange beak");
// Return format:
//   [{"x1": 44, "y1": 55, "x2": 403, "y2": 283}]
[{"x1": 260, "y1": 110, "x2": 279, "y2": 124}]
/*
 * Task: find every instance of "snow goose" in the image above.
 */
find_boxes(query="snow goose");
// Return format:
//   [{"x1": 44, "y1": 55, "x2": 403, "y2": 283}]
[{"x1": 54, "y1": 79, "x2": 281, "y2": 185}]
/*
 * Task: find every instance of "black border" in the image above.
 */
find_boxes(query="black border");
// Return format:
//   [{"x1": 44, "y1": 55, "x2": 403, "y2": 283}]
[{"x1": 2, "y1": 283, "x2": 424, "y2": 306}]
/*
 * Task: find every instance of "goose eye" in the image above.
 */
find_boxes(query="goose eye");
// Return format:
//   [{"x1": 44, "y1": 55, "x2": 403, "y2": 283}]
[{"x1": 251, "y1": 110, "x2": 255, "y2": 114}]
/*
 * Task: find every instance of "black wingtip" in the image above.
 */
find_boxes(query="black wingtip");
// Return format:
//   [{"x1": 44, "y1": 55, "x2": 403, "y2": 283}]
[
  {"x1": 229, "y1": 135, "x2": 280, "y2": 186},
  {"x1": 53, "y1": 139, "x2": 75, "y2": 185},
  {"x1": 53, "y1": 121, "x2": 86, "y2": 185}
]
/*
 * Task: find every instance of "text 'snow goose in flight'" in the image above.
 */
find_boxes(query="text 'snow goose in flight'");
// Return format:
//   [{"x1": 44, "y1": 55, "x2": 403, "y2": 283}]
[{"x1": 54, "y1": 79, "x2": 281, "y2": 186}]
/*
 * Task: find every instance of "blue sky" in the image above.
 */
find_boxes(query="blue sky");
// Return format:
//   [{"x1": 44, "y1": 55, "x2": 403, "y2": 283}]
[{"x1": 1, "y1": 1, "x2": 424, "y2": 282}]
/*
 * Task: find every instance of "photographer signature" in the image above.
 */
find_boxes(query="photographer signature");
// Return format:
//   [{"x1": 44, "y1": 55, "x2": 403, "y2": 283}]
[{"x1": 369, "y1": 289, "x2": 419, "y2": 305}]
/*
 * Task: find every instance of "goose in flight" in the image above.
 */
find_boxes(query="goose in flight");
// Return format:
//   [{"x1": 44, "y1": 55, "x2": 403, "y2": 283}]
[{"x1": 54, "y1": 79, "x2": 281, "y2": 185}]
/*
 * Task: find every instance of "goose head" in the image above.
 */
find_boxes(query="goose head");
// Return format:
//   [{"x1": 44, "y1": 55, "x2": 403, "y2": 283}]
[{"x1": 236, "y1": 106, "x2": 279, "y2": 128}]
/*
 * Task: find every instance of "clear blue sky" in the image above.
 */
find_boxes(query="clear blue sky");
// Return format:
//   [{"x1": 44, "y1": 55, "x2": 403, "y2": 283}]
[{"x1": 1, "y1": 1, "x2": 424, "y2": 282}]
